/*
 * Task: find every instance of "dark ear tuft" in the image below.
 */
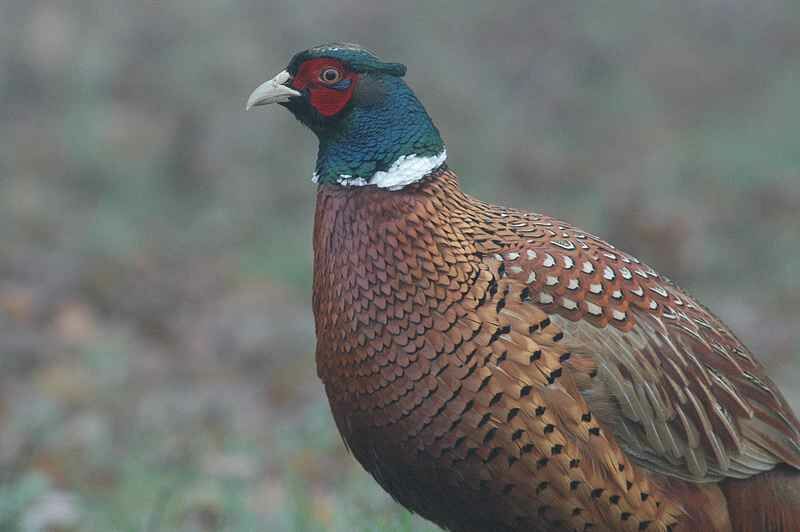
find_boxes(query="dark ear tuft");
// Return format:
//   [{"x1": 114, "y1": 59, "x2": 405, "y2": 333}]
[{"x1": 381, "y1": 63, "x2": 407, "y2": 77}]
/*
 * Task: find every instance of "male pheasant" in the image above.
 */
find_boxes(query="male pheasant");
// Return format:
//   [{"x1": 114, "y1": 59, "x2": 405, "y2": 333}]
[{"x1": 247, "y1": 43, "x2": 800, "y2": 532}]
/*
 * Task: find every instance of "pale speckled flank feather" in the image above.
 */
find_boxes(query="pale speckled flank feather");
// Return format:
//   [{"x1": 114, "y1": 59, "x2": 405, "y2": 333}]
[{"x1": 484, "y1": 200, "x2": 800, "y2": 484}]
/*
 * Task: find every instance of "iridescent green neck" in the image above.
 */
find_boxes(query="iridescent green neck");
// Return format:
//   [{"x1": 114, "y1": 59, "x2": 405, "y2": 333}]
[{"x1": 312, "y1": 75, "x2": 445, "y2": 188}]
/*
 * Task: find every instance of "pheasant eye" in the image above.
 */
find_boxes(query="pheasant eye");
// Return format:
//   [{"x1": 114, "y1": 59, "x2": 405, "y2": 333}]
[{"x1": 320, "y1": 68, "x2": 342, "y2": 83}]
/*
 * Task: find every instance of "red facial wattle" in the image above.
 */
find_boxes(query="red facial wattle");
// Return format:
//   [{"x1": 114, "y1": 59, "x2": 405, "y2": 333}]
[{"x1": 291, "y1": 58, "x2": 358, "y2": 117}]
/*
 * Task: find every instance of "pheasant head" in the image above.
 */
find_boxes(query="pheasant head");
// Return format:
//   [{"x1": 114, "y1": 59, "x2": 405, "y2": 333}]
[{"x1": 247, "y1": 43, "x2": 445, "y2": 189}]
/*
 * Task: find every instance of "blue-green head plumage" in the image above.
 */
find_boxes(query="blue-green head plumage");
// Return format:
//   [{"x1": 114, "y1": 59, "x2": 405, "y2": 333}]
[
  {"x1": 286, "y1": 43, "x2": 407, "y2": 78},
  {"x1": 272, "y1": 43, "x2": 446, "y2": 187}
]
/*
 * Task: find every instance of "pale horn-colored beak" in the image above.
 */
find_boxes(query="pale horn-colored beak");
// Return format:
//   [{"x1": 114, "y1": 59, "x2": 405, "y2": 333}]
[{"x1": 246, "y1": 70, "x2": 302, "y2": 110}]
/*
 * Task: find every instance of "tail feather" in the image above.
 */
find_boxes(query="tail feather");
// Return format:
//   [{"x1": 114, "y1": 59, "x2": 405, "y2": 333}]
[{"x1": 721, "y1": 465, "x2": 800, "y2": 532}]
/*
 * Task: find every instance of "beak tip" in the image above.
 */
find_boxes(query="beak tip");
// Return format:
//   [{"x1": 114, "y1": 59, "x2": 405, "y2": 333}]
[
  {"x1": 245, "y1": 92, "x2": 264, "y2": 111},
  {"x1": 246, "y1": 70, "x2": 300, "y2": 111}
]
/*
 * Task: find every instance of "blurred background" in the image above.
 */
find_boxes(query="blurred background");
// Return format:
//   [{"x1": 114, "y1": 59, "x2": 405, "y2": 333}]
[{"x1": 1, "y1": 0, "x2": 799, "y2": 530}]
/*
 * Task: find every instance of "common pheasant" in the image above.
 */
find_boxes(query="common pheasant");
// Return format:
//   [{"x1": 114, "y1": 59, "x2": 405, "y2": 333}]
[{"x1": 247, "y1": 43, "x2": 800, "y2": 532}]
